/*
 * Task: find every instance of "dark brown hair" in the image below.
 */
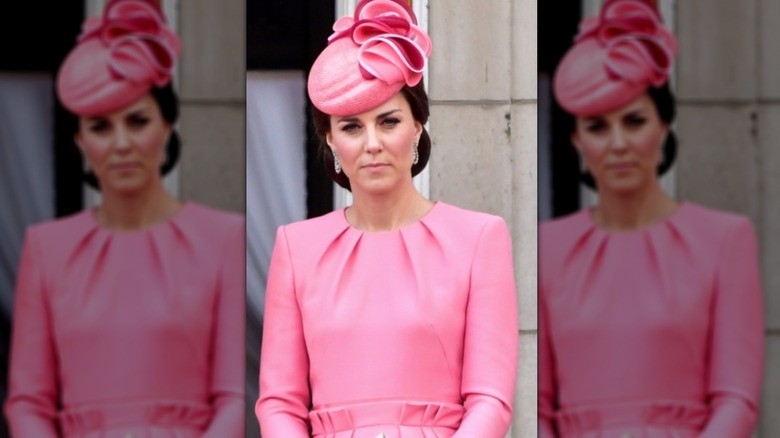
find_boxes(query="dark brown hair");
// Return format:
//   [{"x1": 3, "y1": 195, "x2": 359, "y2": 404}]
[{"x1": 311, "y1": 81, "x2": 431, "y2": 191}]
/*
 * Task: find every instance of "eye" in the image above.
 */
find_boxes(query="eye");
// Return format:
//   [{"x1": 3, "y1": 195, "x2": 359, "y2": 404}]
[
  {"x1": 381, "y1": 117, "x2": 401, "y2": 127},
  {"x1": 340, "y1": 122, "x2": 361, "y2": 133},
  {"x1": 128, "y1": 115, "x2": 151, "y2": 128},
  {"x1": 88, "y1": 120, "x2": 110, "y2": 133},
  {"x1": 625, "y1": 115, "x2": 647, "y2": 128},
  {"x1": 584, "y1": 120, "x2": 606, "y2": 133}
]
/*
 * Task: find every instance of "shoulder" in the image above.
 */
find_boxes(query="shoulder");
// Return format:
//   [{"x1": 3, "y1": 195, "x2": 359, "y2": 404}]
[
  {"x1": 538, "y1": 209, "x2": 595, "y2": 288},
  {"x1": 425, "y1": 202, "x2": 509, "y2": 240},
  {"x1": 274, "y1": 209, "x2": 347, "y2": 250},
  {"x1": 176, "y1": 202, "x2": 245, "y2": 245},
  {"x1": 539, "y1": 209, "x2": 592, "y2": 247},
  {"x1": 26, "y1": 209, "x2": 95, "y2": 244},
  {"x1": 181, "y1": 202, "x2": 245, "y2": 230},
  {"x1": 677, "y1": 202, "x2": 752, "y2": 228},
  {"x1": 672, "y1": 202, "x2": 756, "y2": 244}
]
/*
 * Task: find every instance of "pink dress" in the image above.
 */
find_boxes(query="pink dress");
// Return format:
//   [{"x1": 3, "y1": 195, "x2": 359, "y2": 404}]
[
  {"x1": 5, "y1": 202, "x2": 245, "y2": 438},
  {"x1": 539, "y1": 202, "x2": 764, "y2": 438},
  {"x1": 255, "y1": 202, "x2": 518, "y2": 438}
]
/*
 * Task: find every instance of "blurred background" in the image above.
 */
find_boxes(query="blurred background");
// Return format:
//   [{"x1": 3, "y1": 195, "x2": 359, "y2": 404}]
[
  {"x1": 539, "y1": 0, "x2": 780, "y2": 435},
  {"x1": 0, "y1": 0, "x2": 246, "y2": 436}
]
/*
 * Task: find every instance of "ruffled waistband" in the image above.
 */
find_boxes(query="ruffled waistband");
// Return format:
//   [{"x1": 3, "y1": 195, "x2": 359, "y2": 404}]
[
  {"x1": 58, "y1": 400, "x2": 212, "y2": 437},
  {"x1": 555, "y1": 400, "x2": 709, "y2": 436},
  {"x1": 309, "y1": 400, "x2": 464, "y2": 434}
]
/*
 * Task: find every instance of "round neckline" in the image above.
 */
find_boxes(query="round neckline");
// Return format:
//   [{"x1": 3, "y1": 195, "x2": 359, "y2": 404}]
[
  {"x1": 341, "y1": 201, "x2": 441, "y2": 234},
  {"x1": 585, "y1": 200, "x2": 688, "y2": 235},
  {"x1": 89, "y1": 201, "x2": 191, "y2": 235}
]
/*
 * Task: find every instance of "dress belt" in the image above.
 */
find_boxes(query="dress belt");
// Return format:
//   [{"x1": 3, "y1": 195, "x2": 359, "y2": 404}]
[
  {"x1": 555, "y1": 400, "x2": 709, "y2": 435},
  {"x1": 309, "y1": 400, "x2": 464, "y2": 434},
  {"x1": 58, "y1": 400, "x2": 212, "y2": 436}
]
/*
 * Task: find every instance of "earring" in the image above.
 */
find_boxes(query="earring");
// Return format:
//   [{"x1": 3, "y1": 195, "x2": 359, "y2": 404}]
[
  {"x1": 412, "y1": 140, "x2": 419, "y2": 165},
  {"x1": 333, "y1": 150, "x2": 342, "y2": 174}
]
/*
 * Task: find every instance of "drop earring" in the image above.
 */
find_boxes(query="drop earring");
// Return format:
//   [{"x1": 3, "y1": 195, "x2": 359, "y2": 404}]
[
  {"x1": 412, "y1": 140, "x2": 419, "y2": 165},
  {"x1": 333, "y1": 150, "x2": 342, "y2": 174}
]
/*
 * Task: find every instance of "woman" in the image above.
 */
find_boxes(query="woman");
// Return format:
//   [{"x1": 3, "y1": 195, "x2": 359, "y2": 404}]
[
  {"x1": 4, "y1": 1, "x2": 244, "y2": 436},
  {"x1": 255, "y1": 0, "x2": 518, "y2": 437},
  {"x1": 539, "y1": 1, "x2": 764, "y2": 437}
]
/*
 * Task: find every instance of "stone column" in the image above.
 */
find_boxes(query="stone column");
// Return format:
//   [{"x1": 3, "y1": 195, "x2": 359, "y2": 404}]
[{"x1": 178, "y1": 0, "x2": 246, "y2": 213}]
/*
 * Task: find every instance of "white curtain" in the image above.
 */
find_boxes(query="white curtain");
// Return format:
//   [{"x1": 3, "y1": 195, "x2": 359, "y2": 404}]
[
  {"x1": 0, "y1": 73, "x2": 56, "y2": 438},
  {"x1": 245, "y1": 70, "x2": 308, "y2": 435},
  {"x1": 0, "y1": 73, "x2": 55, "y2": 316}
]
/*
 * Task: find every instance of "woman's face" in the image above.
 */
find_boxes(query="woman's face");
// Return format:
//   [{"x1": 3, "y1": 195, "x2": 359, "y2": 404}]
[
  {"x1": 75, "y1": 93, "x2": 171, "y2": 196},
  {"x1": 327, "y1": 92, "x2": 423, "y2": 196},
  {"x1": 572, "y1": 93, "x2": 669, "y2": 196}
]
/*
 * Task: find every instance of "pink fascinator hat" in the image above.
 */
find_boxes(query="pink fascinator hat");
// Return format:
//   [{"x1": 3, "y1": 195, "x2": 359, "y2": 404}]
[
  {"x1": 308, "y1": 0, "x2": 432, "y2": 116},
  {"x1": 553, "y1": 0, "x2": 677, "y2": 116},
  {"x1": 56, "y1": 0, "x2": 181, "y2": 116}
]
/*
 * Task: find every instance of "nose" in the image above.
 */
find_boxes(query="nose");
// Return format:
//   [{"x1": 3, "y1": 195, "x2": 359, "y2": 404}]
[
  {"x1": 114, "y1": 125, "x2": 131, "y2": 152},
  {"x1": 609, "y1": 126, "x2": 628, "y2": 152},
  {"x1": 364, "y1": 125, "x2": 382, "y2": 154}
]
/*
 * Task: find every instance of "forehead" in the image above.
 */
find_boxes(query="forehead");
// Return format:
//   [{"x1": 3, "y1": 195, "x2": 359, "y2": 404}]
[
  {"x1": 581, "y1": 94, "x2": 654, "y2": 121},
  {"x1": 83, "y1": 93, "x2": 158, "y2": 120},
  {"x1": 334, "y1": 92, "x2": 411, "y2": 120}
]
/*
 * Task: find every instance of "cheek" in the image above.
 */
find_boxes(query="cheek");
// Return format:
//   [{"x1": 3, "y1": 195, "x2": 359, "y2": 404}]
[
  {"x1": 576, "y1": 136, "x2": 609, "y2": 165},
  {"x1": 78, "y1": 136, "x2": 111, "y2": 164},
  {"x1": 634, "y1": 130, "x2": 665, "y2": 164},
  {"x1": 137, "y1": 128, "x2": 169, "y2": 156},
  {"x1": 330, "y1": 134, "x2": 360, "y2": 162}
]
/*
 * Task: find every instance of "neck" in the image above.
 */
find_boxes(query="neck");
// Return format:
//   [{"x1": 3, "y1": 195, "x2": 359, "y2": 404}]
[
  {"x1": 594, "y1": 181, "x2": 678, "y2": 231},
  {"x1": 97, "y1": 183, "x2": 181, "y2": 231},
  {"x1": 348, "y1": 181, "x2": 433, "y2": 232}
]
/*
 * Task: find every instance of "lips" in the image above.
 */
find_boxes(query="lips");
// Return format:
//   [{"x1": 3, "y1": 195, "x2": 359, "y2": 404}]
[
  {"x1": 362, "y1": 163, "x2": 389, "y2": 169},
  {"x1": 606, "y1": 162, "x2": 637, "y2": 171},
  {"x1": 110, "y1": 162, "x2": 141, "y2": 171}
]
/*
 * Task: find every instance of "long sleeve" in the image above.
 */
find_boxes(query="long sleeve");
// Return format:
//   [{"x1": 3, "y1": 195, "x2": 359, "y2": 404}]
[
  {"x1": 203, "y1": 220, "x2": 247, "y2": 437},
  {"x1": 699, "y1": 218, "x2": 764, "y2": 438},
  {"x1": 453, "y1": 217, "x2": 518, "y2": 438},
  {"x1": 4, "y1": 228, "x2": 60, "y2": 437},
  {"x1": 538, "y1": 284, "x2": 558, "y2": 438},
  {"x1": 255, "y1": 226, "x2": 311, "y2": 437}
]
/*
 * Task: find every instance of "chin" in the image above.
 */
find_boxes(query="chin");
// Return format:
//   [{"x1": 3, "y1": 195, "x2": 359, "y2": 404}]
[
  {"x1": 354, "y1": 177, "x2": 399, "y2": 196},
  {"x1": 599, "y1": 176, "x2": 646, "y2": 196},
  {"x1": 102, "y1": 177, "x2": 150, "y2": 196}
]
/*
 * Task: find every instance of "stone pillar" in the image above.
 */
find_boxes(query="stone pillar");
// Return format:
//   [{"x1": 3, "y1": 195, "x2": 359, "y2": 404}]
[
  {"x1": 178, "y1": 0, "x2": 246, "y2": 213},
  {"x1": 428, "y1": 0, "x2": 537, "y2": 436}
]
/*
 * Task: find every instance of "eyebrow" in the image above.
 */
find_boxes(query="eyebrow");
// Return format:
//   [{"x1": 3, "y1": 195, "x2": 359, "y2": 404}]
[
  {"x1": 337, "y1": 109, "x2": 402, "y2": 123},
  {"x1": 126, "y1": 108, "x2": 152, "y2": 117},
  {"x1": 583, "y1": 108, "x2": 647, "y2": 123},
  {"x1": 622, "y1": 109, "x2": 648, "y2": 117},
  {"x1": 85, "y1": 108, "x2": 151, "y2": 123}
]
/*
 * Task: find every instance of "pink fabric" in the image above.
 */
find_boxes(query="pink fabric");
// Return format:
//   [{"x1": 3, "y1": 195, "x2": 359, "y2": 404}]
[
  {"x1": 5, "y1": 202, "x2": 245, "y2": 438},
  {"x1": 256, "y1": 202, "x2": 518, "y2": 437},
  {"x1": 539, "y1": 202, "x2": 764, "y2": 437},
  {"x1": 308, "y1": 0, "x2": 432, "y2": 116},
  {"x1": 56, "y1": 0, "x2": 180, "y2": 116},
  {"x1": 553, "y1": 0, "x2": 677, "y2": 116}
]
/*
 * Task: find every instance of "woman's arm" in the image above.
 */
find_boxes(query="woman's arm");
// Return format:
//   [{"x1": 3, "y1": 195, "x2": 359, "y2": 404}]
[
  {"x1": 4, "y1": 228, "x2": 60, "y2": 437},
  {"x1": 202, "y1": 220, "x2": 246, "y2": 437},
  {"x1": 453, "y1": 217, "x2": 519, "y2": 437},
  {"x1": 699, "y1": 218, "x2": 764, "y2": 438},
  {"x1": 255, "y1": 226, "x2": 311, "y2": 437}
]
